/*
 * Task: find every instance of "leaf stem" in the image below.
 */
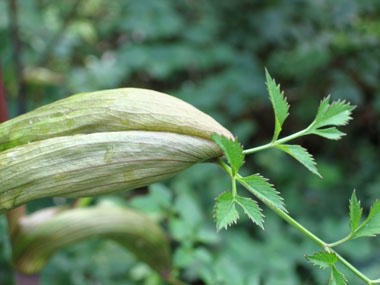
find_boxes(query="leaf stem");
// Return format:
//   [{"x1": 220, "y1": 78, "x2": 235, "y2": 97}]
[
  {"x1": 327, "y1": 233, "x2": 354, "y2": 248},
  {"x1": 216, "y1": 159, "x2": 374, "y2": 284},
  {"x1": 243, "y1": 127, "x2": 311, "y2": 155},
  {"x1": 237, "y1": 174, "x2": 326, "y2": 247},
  {"x1": 232, "y1": 177, "x2": 237, "y2": 197},
  {"x1": 334, "y1": 252, "x2": 374, "y2": 284}
]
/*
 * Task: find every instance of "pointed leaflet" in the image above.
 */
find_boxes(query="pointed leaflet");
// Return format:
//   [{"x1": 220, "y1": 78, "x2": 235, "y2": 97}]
[
  {"x1": 275, "y1": 144, "x2": 321, "y2": 178},
  {"x1": 311, "y1": 127, "x2": 346, "y2": 140},
  {"x1": 353, "y1": 200, "x2": 380, "y2": 238},
  {"x1": 237, "y1": 174, "x2": 286, "y2": 212},
  {"x1": 312, "y1": 96, "x2": 355, "y2": 129},
  {"x1": 214, "y1": 192, "x2": 239, "y2": 231},
  {"x1": 349, "y1": 190, "x2": 362, "y2": 231},
  {"x1": 305, "y1": 252, "x2": 338, "y2": 269},
  {"x1": 330, "y1": 265, "x2": 347, "y2": 285},
  {"x1": 235, "y1": 196, "x2": 264, "y2": 229},
  {"x1": 265, "y1": 69, "x2": 289, "y2": 141},
  {"x1": 211, "y1": 134, "x2": 244, "y2": 176}
]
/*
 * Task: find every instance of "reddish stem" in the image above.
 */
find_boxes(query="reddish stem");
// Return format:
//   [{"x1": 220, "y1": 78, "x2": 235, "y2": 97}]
[
  {"x1": 14, "y1": 272, "x2": 40, "y2": 285},
  {"x1": 0, "y1": 65, "x2": 8, "y2": 121},
  {"x1": 1, "y1": 61, "x2": 30, "y2": 283},
  {"x1": 0, "y1": 63, "x2": 27, "y2": 234}
]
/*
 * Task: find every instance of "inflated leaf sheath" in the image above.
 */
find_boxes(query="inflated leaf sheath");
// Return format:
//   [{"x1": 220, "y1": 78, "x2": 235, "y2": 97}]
[
  {"x1": 0, "y1": 131, "x2": 221, "y2": 214},
  {"x1": 0, "y1": 88, "x2": 233, "y2": 151},
  {"x1": 12, "y1": 207, "x2": 172, "y2": 276}
]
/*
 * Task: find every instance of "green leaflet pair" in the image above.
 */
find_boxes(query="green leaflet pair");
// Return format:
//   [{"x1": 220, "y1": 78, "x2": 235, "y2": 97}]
[{"x1": 0, "y1": 88, "x2": 232, "y2": 214}]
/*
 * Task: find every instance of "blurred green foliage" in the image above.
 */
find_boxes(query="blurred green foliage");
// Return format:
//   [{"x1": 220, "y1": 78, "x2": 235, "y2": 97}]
[{"x1": 1, "y1": 0, "x2": 380, "y2": 284}]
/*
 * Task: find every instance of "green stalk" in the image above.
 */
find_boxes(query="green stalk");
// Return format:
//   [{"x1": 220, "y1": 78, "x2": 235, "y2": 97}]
[
  {"x1": 73, "y1": 197, "x2": 93, "y2": 208},
  {"x1": 327, "y1": 233, "x2": 354, "y2": 248},
  {"x1": 239, "y1": 175, "x2": 327, "y2": 247},
  {"x1": 216, "y1": 159, "x2": 374, "y2": 284},
  {"x1": 232, "y1": 177, "x2": 237, "y2": 197},
  {"x1": 334, "y1": 252, "x2": 374, "y2": 284},
  {"x1": 243, "y1": 127, "x2": 311, "y2": 155}
]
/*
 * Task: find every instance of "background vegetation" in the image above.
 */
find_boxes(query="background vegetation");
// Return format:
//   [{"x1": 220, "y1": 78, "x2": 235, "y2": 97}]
[{"x1": 0, "y1": 0, "x2": 379, "y2": 284}]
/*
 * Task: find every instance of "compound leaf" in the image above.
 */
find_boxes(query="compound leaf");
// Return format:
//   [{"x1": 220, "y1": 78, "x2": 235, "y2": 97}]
[
  {"x1": 275, "y1": 144, "x2": 321, "y2": 178},
  {"x1": 330, "y1": 265, "x2": 347, "y2": 285},
  {"x1": 214, "y1": 192, "x2": 239, "y2": 231},
  {"x1": 211, "y1": 134, "x2": 244, "y2": 176},
  {"x1": 235, "y1": 196, "x2": 264, "y2": 229},
  {"x1": 237, "y1": 174, "x2": 286, "y2": 212},
  {"x1": 313, "y1": 96, "x2": 355, "y2": 129},
  {"x1": 349, "y1": 190, "x2": 362, "y2": 232},
  {"x1": 305, "y1": 252, "x2": 338, "y2": 269},
  {"x1": 353, "y1": 200, "x2": 380, "y2": 238},
  {"x1": 265, "y1": 69, "x2": 289, "y2": 141}
]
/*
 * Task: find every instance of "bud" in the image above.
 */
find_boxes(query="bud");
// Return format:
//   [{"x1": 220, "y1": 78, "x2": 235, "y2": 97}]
[
  {"x1": 0, "y1": 88, "x2": 233, "y2": 214},
  {"x1": 0, "y1": 88, "x2": 232, "y2": 151},
  {"x1": 0, "y1": 131, "x2": 222, "y2": 214}
]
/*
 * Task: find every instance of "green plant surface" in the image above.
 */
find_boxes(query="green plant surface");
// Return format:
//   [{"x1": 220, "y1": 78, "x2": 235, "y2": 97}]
[
  {"x1": 1, "y1": 0, "x2": 380, "y2": 284},
  {"x1": 11, "y1": 205, "x2": 172, "y2": 277},
  {"x1": 211, "y1": 71, "x2": 378, "y2": 284},
  {"x1": 0, "y1": 131, "x2": 221, "y2": 214},
  {"x1": 0, "y1": 88, "x2": 232, "y2": 152}
]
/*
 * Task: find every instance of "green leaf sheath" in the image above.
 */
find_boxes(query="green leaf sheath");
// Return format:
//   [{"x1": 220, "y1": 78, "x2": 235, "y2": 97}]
[
  {"x1": 0, "y1": 88, "x2": 233, "y2": 152},
  {"x1": 353, "y1": 200, "x2": 380, "y2": 238},
  {"x1": 349, "y1": 190, "x2": 362, "y2": 232},
  {"x1": 12, "y1": 206, "x2": 172, "y2": 276},
  {"x1": 312, "y1": 96, "x2": 355, "y2": 129},
  {"x1": 235, "y1": 196, "x2": 264, "y2": 229},
  {"x1": 0, "y1": 132, "x2": 221, "y2": 214},
  {"x1": 275, "y1": 144, "x2": 321, "y2": 178},
  {"x1": 214, "y1": 192, "x2": 239, "y2": 231},
  {"x1": 237, "y1": 174, "x2": 286, "y2": 212},
  {"x1": 306, "y1": 252, "x2": 338, "y2": 269},
  {"x1": 265, "y1": 69, "x2": 289, "y2": 141},
  {"x1": 211, "y1": 134, "x2": 244, "y2": 176}
]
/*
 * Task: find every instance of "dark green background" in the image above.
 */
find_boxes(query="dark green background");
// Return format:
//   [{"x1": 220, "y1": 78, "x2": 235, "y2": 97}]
[{"x1": 0, "y1": 0, "x2": 379, "y2": 284}]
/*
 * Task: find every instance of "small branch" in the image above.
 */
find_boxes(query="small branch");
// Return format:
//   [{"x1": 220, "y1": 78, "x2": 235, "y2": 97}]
[
  {"x1": 38, "y1": 0, "x2": 83, "y2": 66},
  {"x1": 231, "y1": 177, "x2": 237, "y2": 197},
  {"x1": 243, "y1": 127, "x2": 311, "y2": 155},
  {"x1": 9, "y1": 0, "x2": 27, "y2": 115},
  {"x1": 327, "y1": 232, "x2": 354, "y2": 248},
  {"x1": 334, "y1": 252, "x2": 373, "y2": 284},
  {"x1": 216, "y1": 159, "x2": 374, "y2": 284}
]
